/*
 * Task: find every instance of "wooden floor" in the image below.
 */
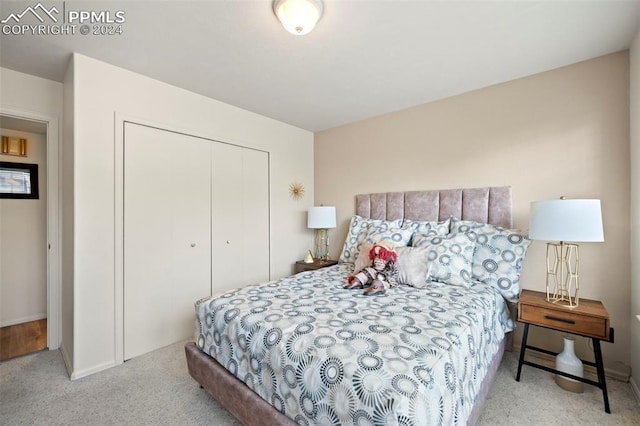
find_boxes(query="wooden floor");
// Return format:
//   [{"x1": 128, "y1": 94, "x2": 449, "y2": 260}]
[{"x1": 0, "y1": 319, "x2": 47, "y2": 361}]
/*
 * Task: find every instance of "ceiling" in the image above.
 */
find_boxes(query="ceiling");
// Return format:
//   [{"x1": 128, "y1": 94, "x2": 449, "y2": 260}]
[{"x1": 1, "y1": 1, "x2": 639, "y2": 132}]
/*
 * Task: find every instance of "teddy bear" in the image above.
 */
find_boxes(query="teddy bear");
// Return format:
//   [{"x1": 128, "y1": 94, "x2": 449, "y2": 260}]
[{"x1": 344, "y1": 240, "x2": 399, "y2": 295}]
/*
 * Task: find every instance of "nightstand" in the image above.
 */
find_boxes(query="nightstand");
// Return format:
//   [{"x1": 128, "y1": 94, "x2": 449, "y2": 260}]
[
  {"x1": 294, "y1": 259, "x2": 338, "y2": 274},
  {"x1": 515, "y1": 289, "x2": 614, "y2": 413}
]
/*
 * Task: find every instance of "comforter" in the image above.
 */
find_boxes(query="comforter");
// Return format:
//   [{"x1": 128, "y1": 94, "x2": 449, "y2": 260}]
[{"x1": 195, "y1": 264, "x2": 514, "y2": 425}]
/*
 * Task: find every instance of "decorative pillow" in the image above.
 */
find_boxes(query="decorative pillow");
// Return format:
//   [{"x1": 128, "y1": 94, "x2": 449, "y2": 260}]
[
  {"x1": 450, "y1": 217, "x2": 531, "y2": 302},
  {"x1": 402, "y1": 218, "x2": 451, "y2": 244},
  {"x1": 395, "y1": 246, "x2": 432, "y2": 288},
  {"x1": 353, "y1": 242, "x2": 373, "y2": 272},
  {"x1": 338, "y1": 216, "x2": 402, "y2": 263},
  {"x1": 364, "y1": 223, "x2": 413, "y2": 247},
  {"x1": 412, "y1": 233, "x2": 475, "y2": 288},
  {"x1": 338, "y1": 215, "x2": 373, "y2": 263}
]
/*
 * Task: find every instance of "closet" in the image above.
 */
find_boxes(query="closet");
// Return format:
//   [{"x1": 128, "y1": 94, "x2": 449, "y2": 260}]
[{"x1": 123, "y1": 123, "x2": 269, "y2": 360}]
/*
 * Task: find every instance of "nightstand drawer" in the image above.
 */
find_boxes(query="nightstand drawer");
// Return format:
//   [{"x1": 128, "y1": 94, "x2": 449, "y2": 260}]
[{"x1": 519, "y1": 304, "x2": 609, "y2": 340}]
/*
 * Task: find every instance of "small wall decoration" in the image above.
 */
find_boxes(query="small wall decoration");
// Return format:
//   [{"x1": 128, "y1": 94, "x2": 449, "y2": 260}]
[
  {"x1": 1, "y1": 136, "x2": 27, "y2": 157},
  {"x1": 0, "y1": 161, "x2": 39, "y2": 199},
  {"x1": 289, "y1": 182, "x2": 305, "y2": 200}
]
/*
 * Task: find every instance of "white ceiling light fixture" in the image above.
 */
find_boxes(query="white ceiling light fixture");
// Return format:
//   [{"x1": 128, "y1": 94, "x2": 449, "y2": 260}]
[{"x1": 273, "y1": 0, "x2": 323, "y2": 35}]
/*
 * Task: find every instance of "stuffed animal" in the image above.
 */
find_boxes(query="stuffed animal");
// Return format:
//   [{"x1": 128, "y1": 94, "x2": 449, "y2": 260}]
[{"x1": 344, "y1": 240, "x2": 399, "y2": 295}]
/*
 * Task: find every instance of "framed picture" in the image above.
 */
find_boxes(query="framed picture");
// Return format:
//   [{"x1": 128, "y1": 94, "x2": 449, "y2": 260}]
[{"x1": 0, "y1": 161, "x2": 39, "y2": 199}]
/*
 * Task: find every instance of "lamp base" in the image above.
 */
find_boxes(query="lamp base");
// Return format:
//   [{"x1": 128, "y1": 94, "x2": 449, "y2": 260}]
[
  {"x1": 545, "y1": 242, "x2": 580, "y2": 308},
  {"x1": 314, "y1": 228, "x2": 329, "y2": 261},
  {"x1": 555, "y1": 335, "x2": 584, "y2": 393}
]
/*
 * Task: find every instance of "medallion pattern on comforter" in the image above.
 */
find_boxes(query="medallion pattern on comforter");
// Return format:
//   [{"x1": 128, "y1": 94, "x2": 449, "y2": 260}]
[{"x1": 195, "y1": 264, "x2": 514, "y2": 425}]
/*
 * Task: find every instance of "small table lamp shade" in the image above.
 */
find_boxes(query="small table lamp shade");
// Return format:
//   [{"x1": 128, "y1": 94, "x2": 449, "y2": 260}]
[
  {"x1": 308, "y1": 206, "x2": 336, "y2": 260},
  {"x1": 308, "y1": 206, "x2": 336, "y2": 229},
  {"x1": 528, "y1": 198, "x2": 604, "y2": 308},
  {"x1": 529, "y1": 199, "x2": 604, "y2": 242}
]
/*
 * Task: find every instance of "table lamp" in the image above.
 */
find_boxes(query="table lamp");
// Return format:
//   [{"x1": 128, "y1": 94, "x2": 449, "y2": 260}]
[
  {"x1": 307, "y1": 206, "x2": 336, "y2": 261},
  {"x1": 529, "y1": 198, "x2": 604, "y2": 308}
]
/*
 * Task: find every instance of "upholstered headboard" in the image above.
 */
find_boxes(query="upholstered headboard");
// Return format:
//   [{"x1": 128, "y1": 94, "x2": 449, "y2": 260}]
[{"x1": 355, "y1": 186, "x2": 512, "y2": 228}]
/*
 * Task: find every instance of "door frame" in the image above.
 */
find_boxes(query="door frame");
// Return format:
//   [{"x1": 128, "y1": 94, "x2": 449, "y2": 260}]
[{"x1": 0, "y1": 107, "x2": 61, "y2": 350}]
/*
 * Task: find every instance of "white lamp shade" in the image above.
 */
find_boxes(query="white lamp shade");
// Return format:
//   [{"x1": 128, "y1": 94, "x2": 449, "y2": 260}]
[
  {"x1": 273, "y1": 0, "x2": 323, "y2": 35},
  {"x1": 529, "y1": 199, "x2": 604, "y2": 242},
  {"x1": 308, "y1": 206, "x2": 336, "y2": 229}
]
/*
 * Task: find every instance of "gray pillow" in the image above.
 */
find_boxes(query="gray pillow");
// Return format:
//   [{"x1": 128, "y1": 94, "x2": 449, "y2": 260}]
[{"x1": 395, "y1": 246, "x2": 432, "y2": 288}]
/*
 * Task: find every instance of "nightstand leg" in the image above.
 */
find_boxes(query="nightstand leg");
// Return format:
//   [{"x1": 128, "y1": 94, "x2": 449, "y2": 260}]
[
  {"x1": 593, "y1": 338, "x2": 611, "y2": 414},
  {"x1": 516, "y1": 323, "x2": 530, "y2": 381}
]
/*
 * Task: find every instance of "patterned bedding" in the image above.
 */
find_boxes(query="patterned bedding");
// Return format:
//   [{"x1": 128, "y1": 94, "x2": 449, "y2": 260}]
[{"x1": 195, "y1": 264, "x2": 515, "y2": 425}]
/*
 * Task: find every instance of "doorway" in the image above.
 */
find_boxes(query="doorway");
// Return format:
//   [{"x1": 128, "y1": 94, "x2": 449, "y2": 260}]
[{"x1": 0, "y1": 112, "x2": 60, "y2": 357}]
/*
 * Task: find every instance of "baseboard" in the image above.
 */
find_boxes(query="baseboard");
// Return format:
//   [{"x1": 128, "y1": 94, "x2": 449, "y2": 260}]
[
  {"x1": 631, "y1": 376, "x2": 640, "y2": 404},
  {"x1": 59, "y1": 344, "x2": 121, "y2": 381},
  {"x1": 512, "y1": 342, "x2": 630, "y2": 382},
  {"x1": 1, "y1": 313, "x2": 46, "y2": 328},
  {"x1": 70, "y1": 359, "x2": 119, "y2": 381},
  {"x1": 59, "y1": 344, "x2": 72, "y2": 378}
]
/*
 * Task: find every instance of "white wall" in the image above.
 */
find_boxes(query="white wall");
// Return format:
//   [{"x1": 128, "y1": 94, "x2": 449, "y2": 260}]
[
  {"x1": 0, "y1": 67, "x2": 63, "y2": 352},
  {"x1": 629, "y1": 29, "x2": 640, "y2": 401},
  {"x1": 0, "y1": 129, "x2": 47, "y2": 326},
  {"x1": 69, "y1": 53, "x2": 314, "y2": 377}
]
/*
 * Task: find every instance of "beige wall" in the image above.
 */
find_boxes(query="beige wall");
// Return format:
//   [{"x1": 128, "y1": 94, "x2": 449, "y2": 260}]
[
  {"x1": 629, "y1": 28, "x2": 640, "y2": 399},
  {"x1": 0, "y1": 129, "x2": 47, "y2": 326},
  {"x1": 315, "y1": 52, "x2": 631, "y2": 374}
]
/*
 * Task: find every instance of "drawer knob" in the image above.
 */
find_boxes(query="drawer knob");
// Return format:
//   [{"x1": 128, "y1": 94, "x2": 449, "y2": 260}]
[{"x1": 544, "y1": 315, "x2": 575, "y2": 325}]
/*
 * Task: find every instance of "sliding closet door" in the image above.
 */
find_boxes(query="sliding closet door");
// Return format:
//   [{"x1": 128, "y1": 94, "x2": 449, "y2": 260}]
[
  {"x1": 242, "y1": 149, "x2": 269, "y2": 284},
  {"x1": 124, "y1": 123, "x2": 211, "y2": 360},
  {"x1": 211, "y1": 145, "x2": 269, "y2": 293},
  {"x1": 211, "y1": 143, "x2": 243, "y2": 292}
]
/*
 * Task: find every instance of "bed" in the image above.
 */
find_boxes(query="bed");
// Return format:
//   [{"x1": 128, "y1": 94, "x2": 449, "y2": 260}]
[{"x1": 185, "y1": 186, "x2": 529, "y2": 425}]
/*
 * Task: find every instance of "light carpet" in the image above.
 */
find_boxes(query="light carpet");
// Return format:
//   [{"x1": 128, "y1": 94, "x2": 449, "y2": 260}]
[{"x1": 1, "y1": 341, "x2": 638, "y2": 425}]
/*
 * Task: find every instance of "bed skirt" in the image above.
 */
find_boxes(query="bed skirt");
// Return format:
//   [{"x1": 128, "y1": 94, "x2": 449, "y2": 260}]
[{"x1": 185, "y1": 335, "x2": 509, "y2": 426}]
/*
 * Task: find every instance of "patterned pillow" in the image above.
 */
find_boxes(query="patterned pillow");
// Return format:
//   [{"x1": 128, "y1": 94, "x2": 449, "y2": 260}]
[
  {"x1": 338, "y1": 216, "x2": 402, "y2": 263},
  {"x1": 395, "y1": 246, "x2": 432, "y2": 288},
  {"x1": 364, "y1": 223, "x2": 413, "y2": 247},
  {"x1": 402, "y1": 218, "x2": 451, "y2": 244},
  {"x1": 450, "y1": 217, "x2": 531, "y2": 302},
  {"x1": 412, "y1": 233, "x2": 475, "y2": 288}
]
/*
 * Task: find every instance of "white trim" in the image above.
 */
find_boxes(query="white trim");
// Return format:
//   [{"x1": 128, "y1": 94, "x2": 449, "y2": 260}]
[
  {"x1": 114, "y1": 113, "x2": 124, "y2": 366},
  {"x1": 70, "y1": 359, "x2": 118, "y2": 380},
  {"x1": 59, "y1": 342, "x2": 73, "y2": 378},
  {"x1": 631, "y1": 376, "x2": 640, "y2": 404},
  {"x1": 0, "y1": 107, "x2": 60, "y2": 351},
  {"x1": 0, "y1": 313, "x2": 47, "y2": 328}
]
